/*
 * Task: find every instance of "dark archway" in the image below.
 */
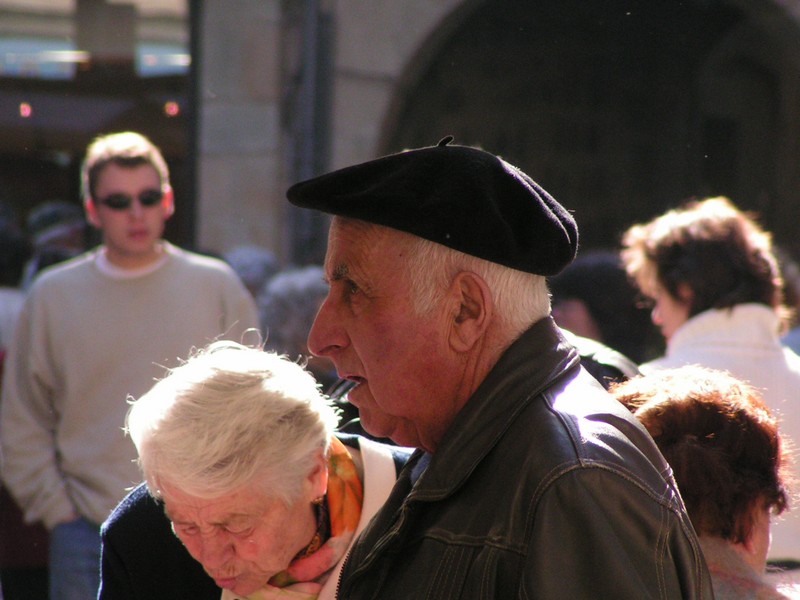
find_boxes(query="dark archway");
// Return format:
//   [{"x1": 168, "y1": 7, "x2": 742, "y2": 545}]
[{"x1": 382, "y1": 1, "x2": 800, "y2": 255}]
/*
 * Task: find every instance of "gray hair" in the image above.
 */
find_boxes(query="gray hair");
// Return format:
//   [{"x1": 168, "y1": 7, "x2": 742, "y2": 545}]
[
  {"x1": 403, "y1": 232, "x2": 551, "y2": 339},
  {"x1": 222, "y1": 245, "x2": 279, "y2": 297},
  {"x1": 258, "y1": 265, "x2": 328, "y2": 358},
  {"x1": 126, "y1": 341, "x2": 339, "y2": 504}
]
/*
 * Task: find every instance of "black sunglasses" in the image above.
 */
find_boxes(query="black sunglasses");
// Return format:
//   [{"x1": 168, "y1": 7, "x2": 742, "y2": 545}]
[{"x1": 98, "y1": 189, "x2": 164, "y2": 210}]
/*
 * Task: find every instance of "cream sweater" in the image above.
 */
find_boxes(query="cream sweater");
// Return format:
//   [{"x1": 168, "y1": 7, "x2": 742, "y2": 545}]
[{"x1": 0, "y1": 243, "x2": 259, "y2": 529}]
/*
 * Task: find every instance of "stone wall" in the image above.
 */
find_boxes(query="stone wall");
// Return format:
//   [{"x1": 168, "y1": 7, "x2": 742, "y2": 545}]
[{"x1": 193, "y1": 0, "x2": 800, "y2": 261}]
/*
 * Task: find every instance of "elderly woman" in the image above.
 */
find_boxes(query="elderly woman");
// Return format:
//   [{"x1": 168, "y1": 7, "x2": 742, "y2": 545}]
[
  {"x1": 611, "y1": 366, "x2": 796, "y2": 599},
  {"x1": 98, "y1": 341, "x2": 408, "y2": 600}
]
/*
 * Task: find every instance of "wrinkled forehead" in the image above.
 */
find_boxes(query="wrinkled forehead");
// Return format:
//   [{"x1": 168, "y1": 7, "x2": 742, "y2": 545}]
[
  {"x1": 329, "y1": 216, "x2": 420, "y2": 249},
  {"x1": 324, "y1": 217, "x2": 418, "y2": 284},
  {"x1": 325, "y1": 217, "x2": 415, "y2": 270},
  {"x1": 329, "y1": 216, "x2": 391, "y2": 240},
  {"x1": 161, "y1": 482, "x2": 271, "y2": 523}
]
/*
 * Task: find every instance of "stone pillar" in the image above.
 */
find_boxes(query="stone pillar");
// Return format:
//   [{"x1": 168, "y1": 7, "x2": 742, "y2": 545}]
[{"x1": 194, "y1": 0, "x2": 286, "y2": 258}]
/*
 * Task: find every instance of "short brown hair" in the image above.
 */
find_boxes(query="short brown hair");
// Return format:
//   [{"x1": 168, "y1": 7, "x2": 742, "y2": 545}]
[
  {"x1": 620, "y1": 197, "x2": 783, "y2": 317},
  {"x1": 612, "y1": 365, "x2": 790, "y2": 544},
  {"x1": 81, "y1": 131, "x2": 169, "y2": 201}
]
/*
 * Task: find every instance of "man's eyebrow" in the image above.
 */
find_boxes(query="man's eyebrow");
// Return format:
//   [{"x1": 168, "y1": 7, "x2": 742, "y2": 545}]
[{"x1": 330, "y1": 264, "x2": 349, "y2": 281}]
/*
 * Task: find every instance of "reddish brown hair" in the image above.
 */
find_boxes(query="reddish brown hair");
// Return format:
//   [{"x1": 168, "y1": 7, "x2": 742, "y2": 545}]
[{"x1": 612, "y1": 365, "x2": 790, "y2": 544}]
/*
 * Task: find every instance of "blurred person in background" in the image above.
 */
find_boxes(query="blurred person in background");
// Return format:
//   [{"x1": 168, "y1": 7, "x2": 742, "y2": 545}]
[
  {"x1": 20, "y1": 200, "x2": 86, "y2": 289},
  {"x1": 621, "y1": 195, "x2": 800, "y2": 567},
  {"x1": 0, "y1": 216, "x2": 48, "y2": 600},
  {"x1": 0, "y1": 131, "x2": 259, "y2": 600},
  {"x1": 550, "y1": 248, "x2": 662, "y2": 364},
  {"x1": 0, "y1": 219, "x2": 30, "y2": 350},
  {"x1": 775, "y1": 246, "x2": 800, "y2": 355},
  {"x1": 258, "y1": 265, "x2": 337, "y2": 391},
  {"x1": 222, "y1": 244, "x2": 279, "y2": 301}
]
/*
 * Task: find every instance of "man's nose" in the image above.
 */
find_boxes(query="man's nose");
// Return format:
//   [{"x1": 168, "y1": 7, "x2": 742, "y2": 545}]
[
  {"x1": 129, "y1": 197, "x2": 146, "y2": 217},
  {"x1": 308, "y1": 296, "x2": 346, "y2": 358}
]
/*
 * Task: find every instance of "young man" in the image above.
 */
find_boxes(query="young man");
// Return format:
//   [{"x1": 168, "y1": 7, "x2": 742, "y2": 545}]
[
  {"x1": 0, "y1": 131, "x2": 259, "y2": 600},
  {"x1": 288, "y1": 137, "x2": 714, "y2": 598}
]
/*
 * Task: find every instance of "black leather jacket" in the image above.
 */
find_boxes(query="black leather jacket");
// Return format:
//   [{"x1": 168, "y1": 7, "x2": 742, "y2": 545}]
[{"x1": 337, "y1": 318, "x2": 714, "y2": 599}]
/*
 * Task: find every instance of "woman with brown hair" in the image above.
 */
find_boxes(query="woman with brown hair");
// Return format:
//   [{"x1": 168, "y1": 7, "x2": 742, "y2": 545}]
[{"x1": 612, "y1": 366, "x2": 796, "y2": 598}]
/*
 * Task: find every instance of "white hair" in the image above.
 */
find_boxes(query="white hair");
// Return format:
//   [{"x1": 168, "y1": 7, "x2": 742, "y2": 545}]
[
  {"x1": 126, "y1": 341, "x2": 339, "y2": 504},
  {"x1": 403, "y1": 233, "x2": 551, "y2": 338}
]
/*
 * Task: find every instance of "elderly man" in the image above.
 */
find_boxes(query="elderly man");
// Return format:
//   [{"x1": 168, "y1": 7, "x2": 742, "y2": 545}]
[{"x1": 287, "y1": 137, "x2": 713, "y2": 599}]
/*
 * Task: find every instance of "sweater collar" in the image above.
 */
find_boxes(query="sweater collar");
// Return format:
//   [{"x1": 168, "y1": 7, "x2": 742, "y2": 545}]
[{"x1": 668, "y1": 304, "x2": 781, "y2": 352}]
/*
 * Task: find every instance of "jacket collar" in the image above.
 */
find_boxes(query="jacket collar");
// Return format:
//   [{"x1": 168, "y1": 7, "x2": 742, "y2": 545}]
[
  {"x1": 408, "y1": 316, "x2": 580, "y2": 501},
  {"x1": 667, "y1": 303, "x2": 782, "y2": 351}
]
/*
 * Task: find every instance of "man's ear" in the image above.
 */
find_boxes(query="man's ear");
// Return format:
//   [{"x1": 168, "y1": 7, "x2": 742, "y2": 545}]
[
  {"x1": 84, "y1": 199, "x2": 101, "y2": 228},
  {"x1": 162, "y1": 185, "x2": 175, "y2": 220},
  {"x1": 448, "y1": 271, "x2": 492, "y2": 352}
]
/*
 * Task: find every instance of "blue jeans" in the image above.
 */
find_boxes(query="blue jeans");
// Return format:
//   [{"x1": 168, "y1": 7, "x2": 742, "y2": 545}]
[{"x1": 49, "y1": 517, "x2": 100, "y2": 600}]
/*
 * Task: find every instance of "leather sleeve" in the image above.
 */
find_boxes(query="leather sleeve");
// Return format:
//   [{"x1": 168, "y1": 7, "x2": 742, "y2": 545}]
[{"x1": 523, "y1": 467, "x2": 713, "y2": 599}]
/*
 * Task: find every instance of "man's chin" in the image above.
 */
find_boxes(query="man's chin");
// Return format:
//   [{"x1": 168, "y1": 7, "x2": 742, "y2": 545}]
[
  {"x1": 358, "y1": 411, "x2": 394, "y2": 438},
  {"x1": 358, "y1": 414, "x2": 409, "y2": 446},
  {"x1": 345, "y1": 388, "x2": 415, "y2": 443}
]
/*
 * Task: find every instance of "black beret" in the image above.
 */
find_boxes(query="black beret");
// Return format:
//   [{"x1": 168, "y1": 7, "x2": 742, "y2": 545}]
[{"x1": 286, "y1": 137, "x2": 578, "y2": 276}]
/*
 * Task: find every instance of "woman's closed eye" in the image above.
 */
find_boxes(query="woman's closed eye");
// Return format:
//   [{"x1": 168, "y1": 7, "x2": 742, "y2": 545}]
[
  {"x1": 225, "y1": 524, "x2": 253, "y2": 536},
  {"x1": 173, "y1": 522, "x2": 200, "y2": 537}
]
